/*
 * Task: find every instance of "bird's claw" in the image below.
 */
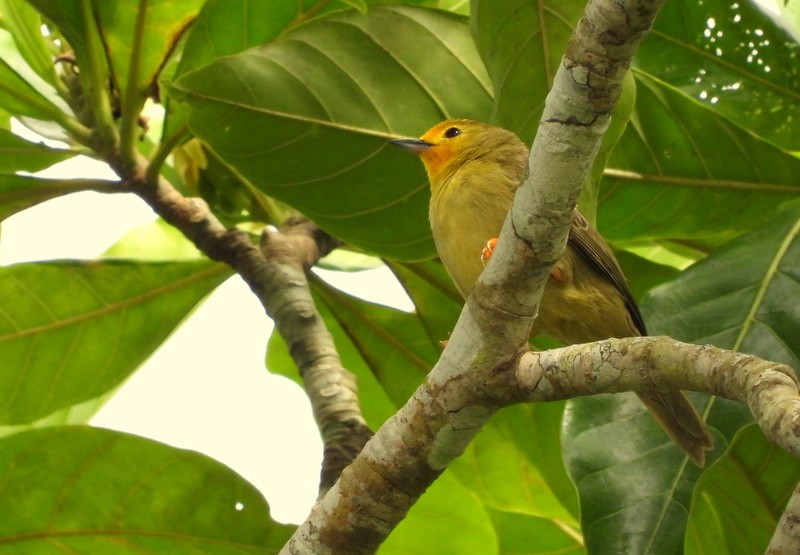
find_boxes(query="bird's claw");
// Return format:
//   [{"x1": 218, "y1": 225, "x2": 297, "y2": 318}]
[{"x1": 481, "y1": 238, "x2": 498, "y2": 266}]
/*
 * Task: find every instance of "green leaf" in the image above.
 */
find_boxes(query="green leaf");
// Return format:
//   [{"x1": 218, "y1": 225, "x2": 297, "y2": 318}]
[
  {"x1": 0, "y1": 175, "x2": 115, "y2": 223},
  {"x1": 317, "y1": 249, "x2": 383, "y2": 272},
  {"x1": 637, "y1": 0, "x2": 800, "y2": 150},
  {"x1": 0, "y1": 426, "x2": 294, "y2": 553},
  {"x1": 643, "y1": 197, "x2": 800, "y2": 369},
  {"x1": 450, "y1": 404, "x2": 579, "y2": 524},
  {"x1": 311, "y1": 275, "x2": 435, "y2": 408},
  {"x1": 161, "y1": 0, "x2": 299, "y2": 144},
  {"x1": 614, "y1": 249, "x2": 682, "y2": 301},
  {"x1": 171, "y1": 5, "x2": 492, "y2": 260},
  {"x1": 564, "y1": 197, "x2": 800, "y2": 553},
  {"x1": 0, "y1": 260, "x2": 231, "y2": 424},
  {"x1": 470, "y1": 0, "x2": 585, "y2": 141},
  {"x1": 0, "y1": 0, "x2": 57, "y2": 85},
  {"x1": 686, "y1": 425, "x2": 800, "y2": 554},
  {"x1": 23, "y1": 1, "x2": 86, "y2": 63},
  {"x1": 381, "y1": 470, "x2": 497, "y2": 555},
  {"x1": 95, "y1": 0, "x2": 203, "y2": 107},
  {"x1": 103, "y1": 218, "x2": 203, "y2": 260},
  {"x1": 174, "y1": 0, "x2": 297, "y2": 79},
  {"x1": 563, "y1": 391, "x2": 718, "y2": 555},
  {"x1": 387, "y1": 259, "x2": 462, "y2": 345},
  {"x1": 0, "y1": 395, "x2": 108, "y2": 439},
  {"x1": 0, "y1": 51, "x2": 61, "y2": 119},
  {"x1": 485, "y1": 508, "x2": 584, "y2": 555},
  {"x1": 0, "y1": 127, "x2": 74, "y2": 171},
  {"x1": 599, "y1": 73, "x2": 800, "y2": 246}
]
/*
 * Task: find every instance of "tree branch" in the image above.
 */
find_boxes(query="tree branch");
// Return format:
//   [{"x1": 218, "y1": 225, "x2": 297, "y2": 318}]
[
  {"x1": 122, "y1": 159, "x2": 370, "y2": 494},
  {"x1": 260, "y1": 217, "x2": 372, "y2": 493},
  {"x1": 511, "y1": 337, "x2": 800, "y2": 458}
]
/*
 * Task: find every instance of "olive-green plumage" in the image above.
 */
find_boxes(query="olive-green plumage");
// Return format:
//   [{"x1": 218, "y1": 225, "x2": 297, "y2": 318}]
[{"x1": 392, "y1": 119, "x2": 713, "y2": 465}]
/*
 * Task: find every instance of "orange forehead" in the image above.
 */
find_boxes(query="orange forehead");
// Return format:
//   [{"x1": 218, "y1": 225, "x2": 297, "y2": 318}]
[{"x1": 420, "y1": 121, "x2": 458, "y2": 143}]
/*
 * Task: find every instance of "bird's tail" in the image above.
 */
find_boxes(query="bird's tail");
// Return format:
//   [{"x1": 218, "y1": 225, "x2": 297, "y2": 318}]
[{"x1": 636, "y1": 391, "x2": 714, "y2": 466}]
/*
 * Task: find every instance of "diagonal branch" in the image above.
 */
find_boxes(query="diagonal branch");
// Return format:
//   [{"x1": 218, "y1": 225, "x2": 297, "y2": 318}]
[
  {"x1": 260, "y1": 217, "x2": 372, "y2": 493},
  {"x1": 122, "y1": 159, "x2": 370, "y2": 494}
]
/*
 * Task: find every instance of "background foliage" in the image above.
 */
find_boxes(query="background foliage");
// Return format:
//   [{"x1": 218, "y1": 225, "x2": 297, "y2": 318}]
[{"x1": 0, "y1": 0, "x2": 798, "y2": 553}]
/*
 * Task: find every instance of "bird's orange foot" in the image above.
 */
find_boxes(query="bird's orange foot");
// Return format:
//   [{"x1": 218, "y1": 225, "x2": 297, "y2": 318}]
[{"x1": 481, "y1": 237, "x2": 498, "y2": 266}]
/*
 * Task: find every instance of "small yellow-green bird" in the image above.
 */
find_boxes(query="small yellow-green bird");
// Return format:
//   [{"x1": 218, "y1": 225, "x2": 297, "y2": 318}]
[{"x1": 391, "y1": 119, "x2": 713, "y2": 465}]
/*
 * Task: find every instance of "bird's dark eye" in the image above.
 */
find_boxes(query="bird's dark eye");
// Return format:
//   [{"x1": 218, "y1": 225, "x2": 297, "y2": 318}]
[{"x1": 443, "y1": 127, "x2": 461, "y2": 138}]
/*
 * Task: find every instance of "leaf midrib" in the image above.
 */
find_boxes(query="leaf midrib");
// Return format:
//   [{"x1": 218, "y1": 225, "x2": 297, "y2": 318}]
[
  {"x1": 734, "y1": 215, "x2": 800, "y2": 351},
  {"x1": 0, "y1": 263, "x2": 227, "y2": 343}
]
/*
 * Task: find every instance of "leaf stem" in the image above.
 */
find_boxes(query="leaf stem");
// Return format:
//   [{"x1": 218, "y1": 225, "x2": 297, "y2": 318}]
[
  {"x1": 119, "y1": 0, "x2": 149, "y2": 171},
  {"x1": 79, "y1": 0, "x2": 118, "y2": 150},
  {"x1": 146, "y1": 122, "x2": 190, "y2": 185}
]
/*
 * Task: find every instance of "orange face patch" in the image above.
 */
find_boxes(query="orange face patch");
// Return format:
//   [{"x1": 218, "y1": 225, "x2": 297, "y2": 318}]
[{"x1": 417, "y1": 122, "x2": 462, "y2": 183}]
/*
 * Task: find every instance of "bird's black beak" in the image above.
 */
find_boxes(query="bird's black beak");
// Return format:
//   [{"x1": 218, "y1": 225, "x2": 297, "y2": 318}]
[{"x1": 389, "y1": 138, "x2": 434, "y2": 154}]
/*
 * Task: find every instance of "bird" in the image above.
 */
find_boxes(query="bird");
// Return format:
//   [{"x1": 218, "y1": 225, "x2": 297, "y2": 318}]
[{"x1": 390, "y1": 118, "x2": 713, "y2": 466}]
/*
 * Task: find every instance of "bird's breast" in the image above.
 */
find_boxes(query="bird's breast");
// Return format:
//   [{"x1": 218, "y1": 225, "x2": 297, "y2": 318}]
[{"x1": 429, "y1": 172, "x2": 515, "y2": 298}]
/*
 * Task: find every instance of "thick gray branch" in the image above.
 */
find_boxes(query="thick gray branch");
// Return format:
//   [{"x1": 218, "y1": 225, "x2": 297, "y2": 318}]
[{"x1": 511, "y1": 337, "x2": 800, "y2": 458}]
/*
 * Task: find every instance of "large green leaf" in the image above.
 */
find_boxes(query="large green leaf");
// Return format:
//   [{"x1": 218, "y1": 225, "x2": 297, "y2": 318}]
[
  {"x1": 563, "y1": 391, "x2": 718, "y2": 555},
  {"x1": 563, "y1": 198, "x2": 800, "y2": 553},
  {"x1": 637, "y1": 0, "x2": 800, "y2": 150},
  {"x1": 686, "y1": 425, "x2": 800, "y2": 554},
  {"x1": 0, "y1": 395, "x2": 108, "y2": 439},
  {"x1": 387, "y1": 259, "x2": 462, "y2": 346},
  {"x1": 171, "y1": 5, "x2": 493, "y2": 260},
  {"x1": 163, "y1": 0, "x2": 470, "y2": 141},
  {"x1": 0, "y1": 426, "x2": 294, "y2": 553},
  {"x1": 614, "y1": 249, "x2": 682, "y2": 300},
  {"x1": 174, "y1": 0, "x2": 298, "y2": 79},
  {"x1": 599, "y1": 73, "x2": 800, "y2": 246},
  {"x1": 470, "y1": 0, "x2": 585, "y2": 141},
  {"x1": 161, "y1": 0, "x2": 299, "y2": 143},
  {"x1": 0, "y1": 260, "x2": 230, "y2": 424},
  {"x1": 23, "y1": 1, "x2": 85, "y2": 62}
]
